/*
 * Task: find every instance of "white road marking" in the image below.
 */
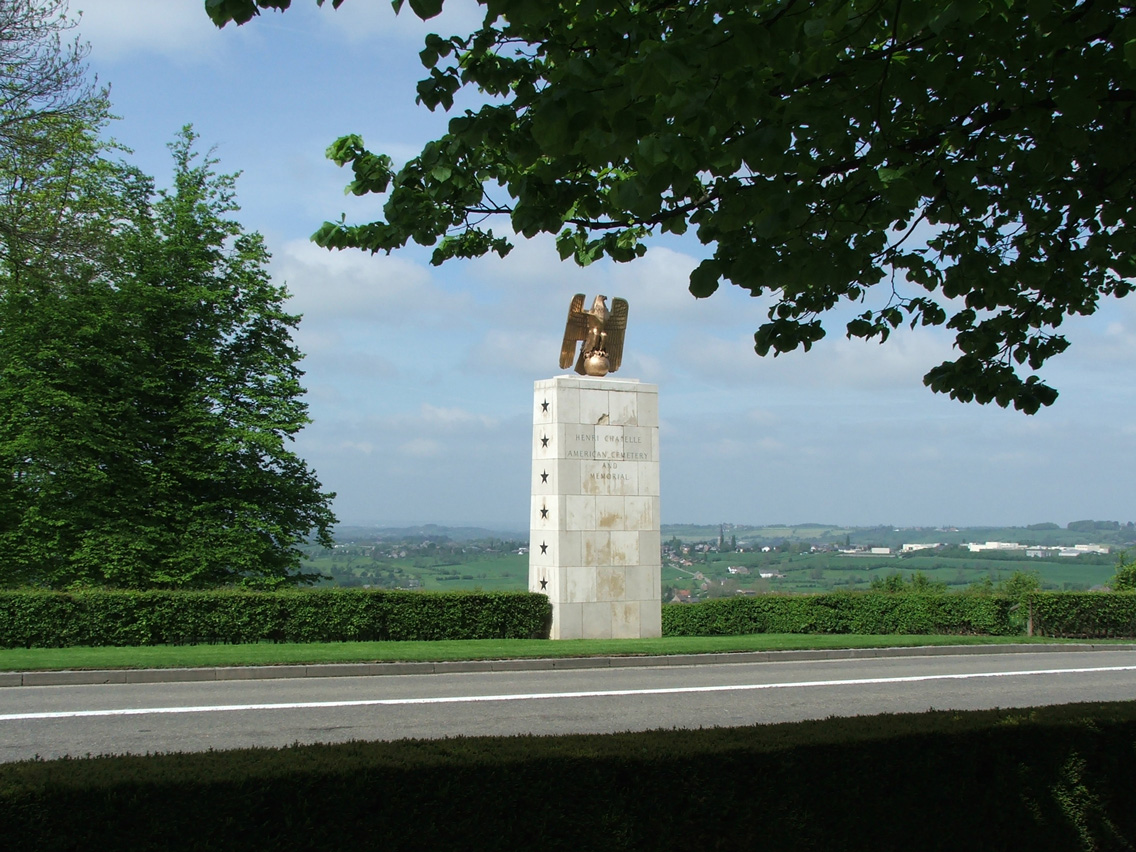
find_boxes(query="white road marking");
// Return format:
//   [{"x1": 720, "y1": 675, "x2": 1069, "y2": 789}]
[{"x1": 2, "y1": 664, "x2": 1134, "y2": 722}]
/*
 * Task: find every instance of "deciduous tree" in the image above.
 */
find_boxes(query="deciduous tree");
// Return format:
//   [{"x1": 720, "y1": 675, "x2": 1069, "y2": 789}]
[
  {"x1": 0, "y1": 127, "x2": 338, "y2": 588},
  {"x1": 210, "y1": 0, "x2": 1136, "y2": 412},
  {"x1": 1111, "y1": 556, "x2": 1136, "y2": 591},
  {"x1": 1, "y1": 2, "x2": 336, "y2": 587}
]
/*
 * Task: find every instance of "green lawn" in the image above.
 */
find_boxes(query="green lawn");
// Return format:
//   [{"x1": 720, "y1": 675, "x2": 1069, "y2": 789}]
[{"x1": 0, "y1": 633, "x2": 1123, "y2": 672}]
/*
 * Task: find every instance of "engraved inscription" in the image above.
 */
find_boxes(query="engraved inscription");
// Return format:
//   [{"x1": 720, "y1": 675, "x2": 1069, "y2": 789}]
[
  {"x1": 591, "y1": 461, "x2": 629, "y2": 481},
  {"x1": 565, "y1": 429, "x2": 649, "y2": 460}
]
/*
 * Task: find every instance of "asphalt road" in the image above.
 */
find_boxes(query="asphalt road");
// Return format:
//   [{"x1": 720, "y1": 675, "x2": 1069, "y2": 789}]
[{"x1": 2, "y1": 648, "x2": 1135, "y2": 763}]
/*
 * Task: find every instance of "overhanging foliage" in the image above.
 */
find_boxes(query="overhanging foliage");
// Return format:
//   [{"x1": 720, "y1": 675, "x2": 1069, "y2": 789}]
[{"x1": 209, "y1": 0, "x2": 1136, "y2": 412}]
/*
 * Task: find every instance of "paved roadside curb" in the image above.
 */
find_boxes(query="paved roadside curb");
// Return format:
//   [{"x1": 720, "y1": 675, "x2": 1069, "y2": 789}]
[{"x1": 3, "y1": 642, "x2": 1133, "y2": 687}]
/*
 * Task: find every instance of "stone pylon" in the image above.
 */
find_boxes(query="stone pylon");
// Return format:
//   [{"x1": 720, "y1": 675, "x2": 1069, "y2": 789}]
[{"x1": 529, "y1": 376, "x2": 661, "y2": 639}]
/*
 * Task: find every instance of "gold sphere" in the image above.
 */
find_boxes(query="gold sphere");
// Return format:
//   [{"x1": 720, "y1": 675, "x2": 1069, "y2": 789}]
[{"x1": 583, "y1": 352, "x2": 610, "y2": 377}]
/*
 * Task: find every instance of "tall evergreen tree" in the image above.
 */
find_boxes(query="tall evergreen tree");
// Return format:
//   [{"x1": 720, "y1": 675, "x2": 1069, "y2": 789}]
[
  {"x1": 0, "y1": 127, "x2": 337, "y2": 588},
  {"x1": 0, "y1": 3, "x2": 336, "y2": 587}
]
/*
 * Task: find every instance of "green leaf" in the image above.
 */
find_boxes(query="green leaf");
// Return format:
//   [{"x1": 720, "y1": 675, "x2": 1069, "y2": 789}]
[
  {"x1": 689, "y1": 259, "x2": 721, "y2": 298},
  {"x1": 408, "y1": 0, "x2": 444, "y2": 20}
]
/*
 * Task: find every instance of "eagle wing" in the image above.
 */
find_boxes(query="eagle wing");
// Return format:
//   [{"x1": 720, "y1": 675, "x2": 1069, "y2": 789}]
[
  {"x1": 606, "y1": 297, "x2": 629, "y2": 372},
  {"x1": 559, "y1": 293, "x2": 587, "y2": 369}
]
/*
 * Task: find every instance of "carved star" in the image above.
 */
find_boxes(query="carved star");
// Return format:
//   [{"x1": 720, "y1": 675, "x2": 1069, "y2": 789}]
[
  {"x1": 540, "y1": 506, "x2": 549, "y2": 520},
  {"x1": 541, "y1": 400, "x2": 550, "y2": 413},
  {"x1": 540, "y1": 470, "x2": 549, "y2": 483},
  {"x1": 540, "y1": 542, "x2": 548, "y2": 554},
  {"x1": 539, "y1": 577, "x2": 548, "y2": 590},
  {"x1": 541, "y1": 435, "x2": 549, "y2": 448}
]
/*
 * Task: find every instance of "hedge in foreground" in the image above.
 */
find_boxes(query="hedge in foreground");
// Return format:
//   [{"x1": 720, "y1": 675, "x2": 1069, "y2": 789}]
[
  {"x1": 3, "y1": 702, "x2": 1135, "y2": 851},
  {"x1": 0, "y1": 589, "x2": 551, "y2": 648},
  {"x1": 663, "y1": 592, "x2": 1017, "y2": 636}
]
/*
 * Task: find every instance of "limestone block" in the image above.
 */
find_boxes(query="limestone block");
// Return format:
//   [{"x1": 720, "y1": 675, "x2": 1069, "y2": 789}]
[
  {"x1": 578, "y1": 387, "x2": 610, "y2": 425},
  {"x1": 581, "y1": 602, "x2": 613, "y2": 639},
  {"x1": 608, "y1": 390, "x2": 637, "y2": 426},
  {"x1": 566, "y1": 567, "x2": 598, "y2": 603},
  {"x1": 534, "y1": 379, "x2": 581, "y2": 425},
  {"x1": 565, "y1": 495, "x2": 597, "y2": 530},
  {"x1": 624, "y1": 496, "x2": 655, "y2": 529},
  {"x1": 532, "y1": 458, "x2": 582, "y2": 497},
  {"x1": 636, "y1": 389, "x2": 659, "y2": 428},
  {"x1": 625, "y1": 564, "x2": 660, "y2": 600},
  {"x1": 639, "y1": 529, "x2": 662, "y2": 564},
  {"x1": 593, "y1": 424, "x2": 625, "y2": 459},
  {"x1": 529, "y1": 564, "x2": 565, "y2": 600},
  {"x1": 596, "y1": 566, "x2": 627, "y2": 601},
  {"x1": 639, "y1": 600, "x2": 662, "y2": 638},
  {"x1": 609, "y1": 530, "x2": 640, "y2": 566},
  {"x1": 530, "y1": 494, "x2": 562, "y2": 531},
  {"x1": 563, "y1": 423, "x2": 596, "y2": 460},
  {"x1": 555, "y1": 530, "x2": 583, "y2": 566},
  {"x1": 553, "y1": 384, "x2": 581, "y2": 425},
  {"x1": 581, "y1": 459, "x2": 638, "y2": 496},
  {"x1": 610, "y1": 601, "x2": 641, "y2": 639},
  {"x1": 595, "y1": 495, "x2": 627, "y2": 531},
  {"x1": 528, "y1": 530, "x2": 555, "y2": 567},
  {"x1": 530, "y1": 529, "x2": 586, "y2": 567},
  {"x1": 582, "y1": 531, "x2": 612, "y2": 566},
  {"x1": 636, "y1": 460, "x2": 660, "y2": 497},
  {"x1": 617, "y1": 425, "x2": 654, "y2": 461},
  {"x1": 555, "y1": 602, "x2": 583, "y2": 640}
]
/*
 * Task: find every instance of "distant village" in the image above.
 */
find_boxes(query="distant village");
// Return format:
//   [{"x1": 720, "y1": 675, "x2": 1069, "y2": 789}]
[
  {"x1": 664, "y1": 534, "x2": 1112, "y2": 563},
  {"x1": 661, "y1": 526, "x2": 1118, "y2": 603},
  {"x1": 315, "y1": 522, "x2": 1128, "y2": 596}
]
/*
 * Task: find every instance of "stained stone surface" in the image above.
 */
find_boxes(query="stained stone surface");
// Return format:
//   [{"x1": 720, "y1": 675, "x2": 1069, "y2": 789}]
[{"x1": 529, "y1": 376, "x2": 661, "y2": 639}]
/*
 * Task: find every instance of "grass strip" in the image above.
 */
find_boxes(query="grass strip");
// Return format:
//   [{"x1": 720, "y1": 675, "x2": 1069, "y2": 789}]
[{"x1": 0, "y1": 632, "x2": 1124, "y2": 672}]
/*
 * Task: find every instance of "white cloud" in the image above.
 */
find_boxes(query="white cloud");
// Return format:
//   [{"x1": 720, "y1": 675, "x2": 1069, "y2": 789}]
[
  {"x1": 72, "y1": 0, "x2": 483, "y2": 65},
  {"x1": 463, "y1": 328, "x2": 563, "y2": 380},
  {"x1": 274, "y1": 238, "x2": 472, "y2": 327},
  {"x1": 399, "y1": 438, "x2": 443, "y2": 458},
  {"x1": 316, "y1": 0, "x2": 483, "y2": 44},
  {"x1": 73, "y1": 0, "x2": 225, "y2": 62},
  {"x1": 415, "y1": 403, "x2": 498, "y2": 429},
  {"x1": 671, "y1": 323, "x2": 956, "y2": 393}
]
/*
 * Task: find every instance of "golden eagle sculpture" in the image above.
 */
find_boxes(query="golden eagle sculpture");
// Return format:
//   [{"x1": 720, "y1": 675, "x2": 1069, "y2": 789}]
[{"x1": 559, "y1": 293, "x2": 629, "y2": 377}]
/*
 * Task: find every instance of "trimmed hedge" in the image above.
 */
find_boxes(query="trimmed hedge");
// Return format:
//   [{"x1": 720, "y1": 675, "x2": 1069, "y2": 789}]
[
  {"x1": 1032, "y1": 591, "x2": 1136, "y2": 638},
  {"x1": 662, "y1": 592, "x2": 1017, "y2": 636},
  {"x1": 0, "y1": 589, "x2": 551, "y2": 648},
  {"x1": 4, "y1": 702, "x2": 1136, "y2": 851}
]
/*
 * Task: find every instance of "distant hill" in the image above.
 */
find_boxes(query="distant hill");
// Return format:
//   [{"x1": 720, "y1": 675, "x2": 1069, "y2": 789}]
[
  {"x1": 329, "y1": 521, "x2": 1134, "y2": 549},
  {"x1": 662, "y1": 522, "x2": 1136, "y2": 549},
  {"x1": 333, "y1": 524, "x2": 527, "y2": 543}
]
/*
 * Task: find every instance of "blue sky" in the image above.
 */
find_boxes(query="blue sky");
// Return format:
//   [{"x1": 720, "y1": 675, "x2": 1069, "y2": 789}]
[{"x1": 69, "y1": 0, "x2": 1134, "y2": 531}]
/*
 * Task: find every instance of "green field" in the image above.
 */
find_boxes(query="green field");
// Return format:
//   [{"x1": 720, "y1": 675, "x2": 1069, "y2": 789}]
[
  {"x1": 303, "y1": 544, "x2": 1118, "y2": 599},
  {"x1": 665, "y1": 550, "x2": 1118, "y2": 598},
  {"x1": 311, "y1": 546, "x2": 1118, "y2": 597},
  {"x1": 298, "y1": 524, "x2": 1130, "y2": 600},
  {"x1": 300, "y1": 544, "x2": 527, "y2": 591}
]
